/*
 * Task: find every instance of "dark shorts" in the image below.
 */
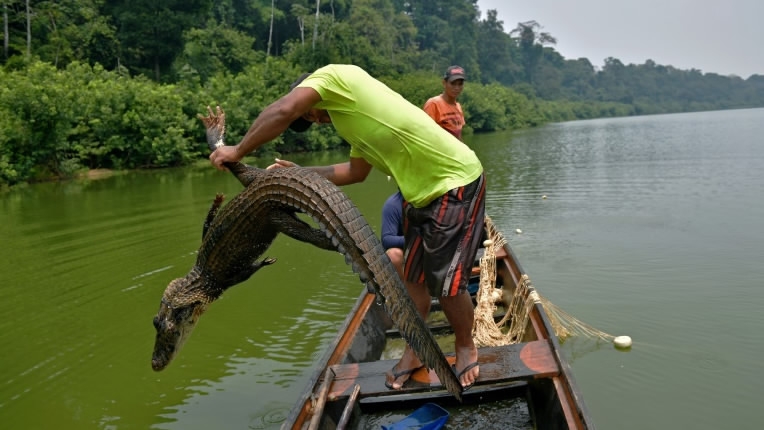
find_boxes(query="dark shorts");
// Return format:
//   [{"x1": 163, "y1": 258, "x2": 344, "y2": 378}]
[{"x1": 402, "y1": 173, "x2": 486, "y2": 297}]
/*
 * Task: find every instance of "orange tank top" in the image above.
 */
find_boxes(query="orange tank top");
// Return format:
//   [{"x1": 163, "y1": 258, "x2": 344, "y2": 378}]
[{"x1": 423, "y1": 95, "x2": 464, "y2": 139}]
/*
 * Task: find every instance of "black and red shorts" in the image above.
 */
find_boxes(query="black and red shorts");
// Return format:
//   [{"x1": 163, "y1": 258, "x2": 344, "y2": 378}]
[{"x1": 402, "y1": 173, "x2": 486, "y2": 297}]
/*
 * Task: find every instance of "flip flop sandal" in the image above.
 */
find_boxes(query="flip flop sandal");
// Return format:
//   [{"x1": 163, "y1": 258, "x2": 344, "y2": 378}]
[
  {"x1": 385, "y1": 365, "x2": 423, "y2": 390},
  {"x1": 452, "y1": 361, "x2": 479, "y2": 391}
]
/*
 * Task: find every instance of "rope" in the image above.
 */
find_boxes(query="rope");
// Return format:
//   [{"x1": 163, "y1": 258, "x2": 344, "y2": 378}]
[{"x1": 472, "y1": 216, "x2": 614, "y2": 347}]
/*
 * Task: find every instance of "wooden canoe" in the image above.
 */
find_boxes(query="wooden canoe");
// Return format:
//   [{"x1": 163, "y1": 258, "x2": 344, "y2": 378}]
[{"x1": 281, "y1": 227, "x2": 595, "y2": 429}]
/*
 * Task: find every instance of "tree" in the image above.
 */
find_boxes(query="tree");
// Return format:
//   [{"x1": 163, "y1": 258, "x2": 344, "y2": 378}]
[
  {"x1": 476, "y1": 9, "x2": 518, "y2": 85},
  {"x1": 400, "y1": 0, "x2": 480, "y2": 75},
  {"x1": 596, "y1": 57, "x2": 632, "y2": 103},
  {"x1": 510, "y1": 20, "x2": 556, "y2": 84},
  {"x1": 172, "y1": 21, "x2": 263, "y2": 83},
  {"x1": 312, "y1": 0, "x2": 319, "y2": 50},
  {"x1": 561, "y1": 57, "x2": 596, "y2": 100},
  {"x1": 28, "y1": 0, "x2": 119, "y2": 69},
  {"x1": 3, "y1": 2, "x2": 7, "y2": 59},
  {"x1": 25, "y1": 0, "x2": 29, "y2": 58},
  {"x1": 533, "y1": 48, "x2": 565, "y2": 98},
  {"x1": 104, "y1": 0, "x2": 212, "y2": 81},
  {"x1": 291, "y1": 3, "x2": 308, "y2": 46},
  {"x1": 267, "y1": 0, "x2": 274, "y2": 56}
]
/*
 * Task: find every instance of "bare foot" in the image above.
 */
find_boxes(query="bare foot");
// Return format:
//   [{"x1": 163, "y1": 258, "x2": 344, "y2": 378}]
[
  {"x1": 384, "y1": 364, "x2": 423, "y2": 390},
  {"x1": 454, "y1": 348, "x2": 480, "y2": 388},
  {"x1": 385, "y1": 347, "x2": 422, "y2": 390}
]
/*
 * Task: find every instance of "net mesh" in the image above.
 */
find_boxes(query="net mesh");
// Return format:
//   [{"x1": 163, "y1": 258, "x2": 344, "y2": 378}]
[{"x1": 472, "y1": 216, "x2": 615, "y2": 347}]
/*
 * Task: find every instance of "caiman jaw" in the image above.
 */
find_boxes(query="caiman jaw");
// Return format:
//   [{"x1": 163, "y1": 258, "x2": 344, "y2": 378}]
[{"x1": 151, "y1": 277, "x2": 210, "y2": 371}]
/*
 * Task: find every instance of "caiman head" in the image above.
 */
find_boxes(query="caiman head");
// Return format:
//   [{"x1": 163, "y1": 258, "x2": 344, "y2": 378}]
[{"x1": 151, "y1": 271, "x2": 218, "y2": 371}]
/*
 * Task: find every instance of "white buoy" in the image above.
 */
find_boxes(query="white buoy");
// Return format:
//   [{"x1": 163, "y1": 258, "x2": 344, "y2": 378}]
[
  {"x1": 515, "y1": 229, "x2": 522, "y2": 234},
  {"x1": 613, "y1": 335, "x2": 632, "y2": 349},
  {"x1": 542, "y1": 195, "x2": 547, "y2": 199}
]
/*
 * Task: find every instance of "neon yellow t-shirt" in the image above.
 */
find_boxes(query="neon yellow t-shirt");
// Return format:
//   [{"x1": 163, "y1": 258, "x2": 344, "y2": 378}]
[{"x1": 297, "y1": 64, "x2": 482, "y2": 208}]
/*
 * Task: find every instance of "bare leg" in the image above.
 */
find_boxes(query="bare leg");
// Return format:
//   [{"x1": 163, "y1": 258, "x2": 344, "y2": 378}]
[
  {"x1": 385, "y1": 279, "x2": 431, "y2": 389},
  {"x1": 440, "y1": 292, "x2": 479, "y2": 388},
  {"x1": 385, "y1": 247, "x2": 404, "y2": 279}
]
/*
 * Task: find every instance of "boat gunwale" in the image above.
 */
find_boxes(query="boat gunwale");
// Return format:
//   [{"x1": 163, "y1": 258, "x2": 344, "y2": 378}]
[{"x1": 282, "y1": 239, "x2": 595, "y2": 429}]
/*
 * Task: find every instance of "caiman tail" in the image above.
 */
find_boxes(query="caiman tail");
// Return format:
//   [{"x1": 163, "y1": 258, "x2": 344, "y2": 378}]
[
  {"x1": 198, "y1": 106, "x2": 463, "y2": 399},
  {"x1": 236, "y1": 168, "x2": 462, "y2": 398}
]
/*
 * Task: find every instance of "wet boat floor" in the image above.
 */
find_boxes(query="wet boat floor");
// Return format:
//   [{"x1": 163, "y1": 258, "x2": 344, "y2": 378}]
[
  {"x1": 349, "y1": 279, "x2": 535, "y2": 428},
  {"x1": 357, "y1": 397, "x2": 532, "y2": 430}
]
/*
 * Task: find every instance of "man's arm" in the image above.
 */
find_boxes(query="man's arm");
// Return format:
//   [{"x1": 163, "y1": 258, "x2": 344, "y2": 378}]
[
  {"x1": 209, "y1": 87, "x2": 321, "y2": 170},
  {"x1": 268, "y1": 157, "x2": 372, "y2": 186},
  {"x1": 323, "y1": 157, "x2": 372, "y2": 186},
  {"x1": 381, "y1": 195, "x2": 405, "y2": 250}
]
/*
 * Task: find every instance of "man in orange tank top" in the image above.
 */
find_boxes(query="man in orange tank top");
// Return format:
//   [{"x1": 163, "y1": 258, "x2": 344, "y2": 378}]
[{"x1": 423, "y1": 65, "x2": 466, "y2": 139}]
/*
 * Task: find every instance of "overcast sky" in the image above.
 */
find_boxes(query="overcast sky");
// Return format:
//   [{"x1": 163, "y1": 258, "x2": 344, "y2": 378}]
[{"x1": 477, "y1": 0, "x2": 763, "y2": 78}]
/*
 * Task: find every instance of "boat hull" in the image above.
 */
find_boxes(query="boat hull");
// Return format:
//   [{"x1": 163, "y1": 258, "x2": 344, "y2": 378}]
[{"x1": 283, "y1": 235, "x2": 594, "y2": 430}]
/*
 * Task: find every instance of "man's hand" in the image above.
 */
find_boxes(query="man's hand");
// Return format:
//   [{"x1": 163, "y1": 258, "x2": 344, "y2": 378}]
[
  {"x1": 209, "y1": 146, "x2": 242, "y2": 171},
  {"x1": 266, "y1": 158, "x2": 300, "y2": 170}
]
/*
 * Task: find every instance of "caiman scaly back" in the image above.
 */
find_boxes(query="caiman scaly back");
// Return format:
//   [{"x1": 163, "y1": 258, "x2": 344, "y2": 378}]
[{"x1": 150, "y1": 106, "x2": 463, "y2": 399}]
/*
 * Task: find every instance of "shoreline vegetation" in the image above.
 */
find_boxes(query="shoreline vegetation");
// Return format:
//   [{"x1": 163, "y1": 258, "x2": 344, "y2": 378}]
[{"x1": 2, "y1": 1, "x2": 763, "y2": 188}]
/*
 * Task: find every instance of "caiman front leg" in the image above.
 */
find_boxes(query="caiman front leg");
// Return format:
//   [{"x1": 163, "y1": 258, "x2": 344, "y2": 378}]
[
  {"x1": 220, "y1": 257, "x2": 277, "y2": 287},
  {"x1": 203, "y1": 194, "x2": 226, "y2": 239},
  {"x1": 270, "y1": 210, "x2": 337, "y2": 251}
]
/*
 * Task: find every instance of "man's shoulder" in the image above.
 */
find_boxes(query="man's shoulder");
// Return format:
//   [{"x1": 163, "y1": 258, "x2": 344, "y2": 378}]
[
  {"x1": 309, "y1": 64, "x2": 368, "y2": 86},
  {"x1": 384, "y1": 191, "x2": 403, "y2": 207},
  {"x1": 316, "y1": 64, "x2": 362, "y2": 74},
  {"x1": 327, "y1": 64, "x2": 380, "y2": 84},
  {"x1": 423, "y1": 96, "x2": 442, "y2": 111}
]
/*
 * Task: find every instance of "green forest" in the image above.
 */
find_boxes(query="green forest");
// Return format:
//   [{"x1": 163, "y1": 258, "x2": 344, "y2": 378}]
[{"x1": 2, "y1": 0, "x2": 763, "y2": 187}]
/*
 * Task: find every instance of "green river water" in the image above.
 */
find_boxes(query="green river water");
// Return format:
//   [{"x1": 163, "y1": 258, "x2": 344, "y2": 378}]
[{"x1": 2, "y1": 108, "x2": 763, "y2": 429}]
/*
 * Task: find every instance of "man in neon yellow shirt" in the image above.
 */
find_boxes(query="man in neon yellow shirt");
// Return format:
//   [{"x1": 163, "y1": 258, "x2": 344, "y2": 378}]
[{"x1": 210, "y1": 64, "x2": 485, "y2": 390}]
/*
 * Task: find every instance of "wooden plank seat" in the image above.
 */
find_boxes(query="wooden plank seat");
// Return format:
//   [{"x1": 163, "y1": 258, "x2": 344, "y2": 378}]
[
  {"x1": 358, "y1": 383, "x2": 531, "y2": 412},
  {"x1": 324, "y1": 340, "x2": 559, "y2": 402}
]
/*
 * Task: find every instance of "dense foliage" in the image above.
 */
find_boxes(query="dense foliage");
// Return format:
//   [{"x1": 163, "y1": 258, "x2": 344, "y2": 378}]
[{"x1": 2, "y1": 0, "x2": 763, "y2": 185}]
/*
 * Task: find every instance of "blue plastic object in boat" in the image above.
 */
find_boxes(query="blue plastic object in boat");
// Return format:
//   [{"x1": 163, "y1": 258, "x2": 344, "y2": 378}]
[
  {"x1": 467, "y1": 278, "x2": 480, "y2": 294},
  {"x1": 381, "y1": 403, "x2": 449, "y2": 430}
]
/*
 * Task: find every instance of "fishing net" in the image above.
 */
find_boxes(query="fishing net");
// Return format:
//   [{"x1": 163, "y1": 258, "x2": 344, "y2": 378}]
[{"x1": 472, "y1": 216, "x2": 615, "y2": 347}]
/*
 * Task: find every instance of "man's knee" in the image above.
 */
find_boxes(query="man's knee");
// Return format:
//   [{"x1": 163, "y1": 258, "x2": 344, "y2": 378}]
[
  {"x1": 386, "y1": 248, "x2": 404, "y2": 276},
  {"x1": 386, "y1": 247, "x2": 403, "y2": 264}
]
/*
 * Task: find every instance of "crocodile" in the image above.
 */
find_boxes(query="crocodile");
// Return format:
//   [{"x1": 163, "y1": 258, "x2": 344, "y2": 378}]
[{"x1": 150, "y1": 106, "x2": 463, "y2": 399}]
